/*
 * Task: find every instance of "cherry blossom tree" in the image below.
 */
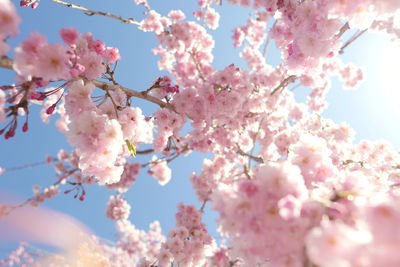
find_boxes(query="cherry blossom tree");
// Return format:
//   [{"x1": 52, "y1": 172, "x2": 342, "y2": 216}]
[{"x1": 1, "y1": 0, "x2": 400, "y2": 266}]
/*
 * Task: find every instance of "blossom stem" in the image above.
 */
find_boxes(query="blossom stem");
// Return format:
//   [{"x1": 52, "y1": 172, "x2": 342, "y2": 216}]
[{"x1": 49, "y1": 0, "x2": 141, "y2": 26}]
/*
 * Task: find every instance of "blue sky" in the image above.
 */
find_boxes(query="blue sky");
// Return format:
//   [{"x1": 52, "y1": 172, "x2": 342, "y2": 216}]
[{"x1": 0, "y1": 0, "x2": 399, "y2": 255}]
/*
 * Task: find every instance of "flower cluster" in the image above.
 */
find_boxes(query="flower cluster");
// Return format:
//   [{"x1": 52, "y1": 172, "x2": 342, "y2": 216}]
[
  {"x1": 14, "y1": 27, "x2": 120, "y2": 82},
  {"x1": 156, "y1": 203, "x2": 213, "y2": 267},
  {"x1": 105, "y1": 195, "x2": 131, "y2": 220},
  {"x1": 64, "y1": 80, "x2": 153, "y2": 184}
]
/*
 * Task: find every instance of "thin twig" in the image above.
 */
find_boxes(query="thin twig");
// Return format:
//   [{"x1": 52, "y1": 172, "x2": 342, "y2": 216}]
[
  {"x1": 189, "y1": 50, "x2": 206, "y2": 82},
  {"x1": 335, "y1": 22, "x2": 350, "y2": 39},
  {"x1": 339, "y1": 28, "x2": 368, "y2": 54},
  {"x1": 141, "y1": 77, "x2": 162, "y2": 95},
  {"x1": 1, "y1": 160, "x2": 54, "y2": 173},
  {"x1": 141, "y1": 153, "x2": 176, "y2": 168},
  {"x1": 289, "y1": 82, "x2": 301, "y2": 91},
  {"x1": 243, "y1": 164, "x2": 251, "y2": 179},
  {"x1": 270, "y1": 75, "x2": 296, "y2": 95},
  {"x1": 50, "y1": 0, "x2": 141, "y2": 26},
  {"x1": 136, "y1": 148, "x2": 154, "y2": 155},
  {"x1": 263, "y1": 20, "x2": 277, "y2": 58},
  {"x1": 199, "y1": 200, "x2": 207, "y2": 213},
  {"x1": 236, "y1": 143, "x2": 264, "y2": 164},
  {"x1": 141, "y1": 146, "x2": 190, "y2": 168},
  {"x1": 248, "y1": 117, "x2": 264, "y2": 169},
  {"x1": 105, "y1": 88, "x2": 120, "y2": 119}
]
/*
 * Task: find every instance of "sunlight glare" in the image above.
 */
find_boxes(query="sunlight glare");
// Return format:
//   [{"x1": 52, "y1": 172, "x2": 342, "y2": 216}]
[{"x1": 380, "y1": 40, "x2": 400, "y2": 114}]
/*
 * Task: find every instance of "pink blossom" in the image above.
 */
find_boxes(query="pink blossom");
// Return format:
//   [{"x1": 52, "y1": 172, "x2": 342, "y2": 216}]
[
  {"x1": 107, "y1": 162, "x2": 140, "y2": 193},
  {"x1": 79, "y1": 51, "x2": 106, "y2": 79},
  {"x1": 159, "y1": 203, "x2": 212, "y2": 266},
  {"x1": 364, "y1": 199, "x2": 400, "y2": 243},
  {"x1": 31, "y1": 185, "x2": 60, "y2": 206},
  {"x1": 20, "y1": 31, "x2": 47, "y2": 54},
  {"x1": 4, "y1": 1, "x2": 400, "y2": 266},
  {"x1": 119, "y1": 107, "x2": 154, "y2": 146},
  {"x1": 0, "y1": 242, "x2": 34, "y2": 266},
  {"x1": 134, "y1": 0, "x2": 148, "y2": 5},
  {"x1": 141, "y1": 10, "x2": 167, "y2": 35},
  {"x1": 13, "y1": 47, "x2": 37, "y2": 78},
  {"x1": 210, "y1": 247, "x2": 230, "y2": 267},
  {"x1": 232, "y1": 27, "x2": 245, "y2": 48},
  {"x1": 148, "y1": 156, "x2": 171, "y2": 186},
  {"x1": 64, "y1": 80, "x2": 96, "y2": 118},
  {"x1": 204, "y1": 8, "x2": 220, "y2": 30},
  {"x1": 106, "y1": 195, "x2": 131, "y2": 220},
  {"x1": 278, "y1": 194, "x2": 302, "y2": 220},
  {"x1": 211, "y1": 161, "x2": 310, "y2": 265},
  {"x1": 0, "y1": 89, "x2": 5, "y2": 122},
  {"x1": 66, "y1": 110, "x2": 125, "y2": 184},
  {"x1": 306, "y1": 221, "x2": 372, "y2": 267},
  {"x1": 13, "y1": 32, "x2": 47, "y2": 78},
  {"x1": 35, "y1": 43, "x2": 70, "y2": 81},
  {"x1": 168, "y1": 10, "x2": 185, "y2": 21},
  {"x1": 59, "y1": 27, "x2": 79, "y2": 46},
  {"x1": 57, "y1": 149, "x2": 70, "y2": 161},
  {"x1": 0, "y1": 0, "x2": 21, "y2": 37},
  {"x1": 102, "y1": 47, "x2": 121, "y2": 65},
  {"x1": 91, "y1": 39, "x2": 105, "y2": 54},
  {"x1": 238, "y1": 180, "x2": 258, "y2": 198}
]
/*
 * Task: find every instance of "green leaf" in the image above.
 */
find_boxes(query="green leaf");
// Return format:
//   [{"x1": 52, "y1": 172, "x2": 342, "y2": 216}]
[{"x1": 125, "y1": 139, "x2": 136, "y2": 158}]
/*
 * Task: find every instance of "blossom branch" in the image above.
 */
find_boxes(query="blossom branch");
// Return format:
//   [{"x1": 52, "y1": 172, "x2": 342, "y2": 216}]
[
  {"x1": 270, "y1": 75, "x2": 297, "y2": 95},
  {"x1": 236, "y1": 144, "x2": 264, "y2": 164},
  {"x1": 141, "y1": 145, "x2": 190, "y2": 168},
  {"x1": 140, "y1": 153, "x2": 179, "y2": 168},
  {"x1": 90, "y1": 79, "x2": 175, "y2": 111},
  {"x1": 0, "y1": 56, "x2": 175, "y2": 111},
  {"x1": 0, "y1": 173, "x2": 68, "y2": 218},
  {"x1": 49, "y1": 0, "x2": 141, "y2": 26}
]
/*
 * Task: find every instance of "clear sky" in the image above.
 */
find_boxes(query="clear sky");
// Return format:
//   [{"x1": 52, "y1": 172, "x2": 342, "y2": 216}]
[{"x1": 0, "y1": 0, "x2": 399, "y2": 255}]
